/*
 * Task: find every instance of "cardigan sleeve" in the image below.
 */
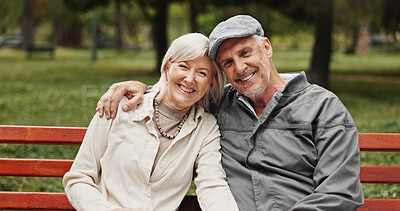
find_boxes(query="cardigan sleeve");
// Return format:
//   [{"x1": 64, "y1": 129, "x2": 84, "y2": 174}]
[
  {"x1": 63, "y1": 113, "x2": 119, "y2": 211},
  {"x1": 194, "y1": 117, "x2": 239, "y2": 211}
]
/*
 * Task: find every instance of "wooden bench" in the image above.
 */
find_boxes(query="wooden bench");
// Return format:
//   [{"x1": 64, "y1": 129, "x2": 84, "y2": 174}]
[
  {"x1": 0, "y1": 125, "x2": 399, "y2": 210},
  {"x1": 26, "y1": 45, "x2": 55, "y2": 59}
]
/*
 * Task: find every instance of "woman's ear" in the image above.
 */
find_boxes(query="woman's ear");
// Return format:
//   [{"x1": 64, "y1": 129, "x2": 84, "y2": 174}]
[
  {"x1": 165, "y1": 62, "x2": 171, "y2": 81},
  {"x1": 165, "y1": 62, "x2": 170, "y2": 71}
]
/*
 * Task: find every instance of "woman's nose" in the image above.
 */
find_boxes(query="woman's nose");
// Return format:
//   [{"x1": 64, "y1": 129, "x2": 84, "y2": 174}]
[{"x1": 184, "y1": 71, "x2": 195, "y2": 84}]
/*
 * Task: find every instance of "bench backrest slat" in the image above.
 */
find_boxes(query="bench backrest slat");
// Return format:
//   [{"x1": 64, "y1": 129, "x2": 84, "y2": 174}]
[
  {"x1": 1, "y1": 125, "x2": 400, "y2": 211},
  {"x1": 1, "y1": 158, "x2": 399, "y2": 184},
  {"x1": 2, "y1": 126, "x2": 400, "y2": 151},
  {"x1": 359, "y1": 198, "x2": 400, "y2": 211},
  {"x1": 0, "y1": 192, "x2": 74, "y2": 210},
  {"x1": 0, "y1": 158, "x2": 73, "y2": 177},
  {"x1": 360, "y1": 165, "x2": 400, "y2": 183},
  {"x1": 359, "y1": 133, "x2": 400, "y2": 151},
  {"x1": 0, "y1": 125, "x2": 85, "y2": 145}
]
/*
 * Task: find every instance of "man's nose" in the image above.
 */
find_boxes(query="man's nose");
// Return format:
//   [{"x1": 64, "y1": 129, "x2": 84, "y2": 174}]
[{"x1": 234, "y1": 59, "x2": 247, "y2": 74}]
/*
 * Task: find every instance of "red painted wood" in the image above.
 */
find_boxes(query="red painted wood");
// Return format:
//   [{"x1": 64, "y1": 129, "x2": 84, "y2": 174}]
[
  {"x1": 0, "y1": 125, "x2": 86, "y2": 145},
  {"x1": 358, "y1": 198, "x2": 400, "y2": 211},
  {"x1": 1, "y1": 191, "x2": 399, "y2": 211},
  {"x1": 359, "y1": 133, "x2": 400, "y2": 152},
  {"x1": 360, "y1": 165, "x2": 400, "y2": 183},
  {"x1": 0, "y1": 158, "x2": 73, "y2": 177},
  {"x1": 1, "y1": 126, "x2": 400, "y2": 210},
  {"x1": 2, "y1": 126, "x2": 398, "y2": 152},
  {"x1": 0, "y1": 191, "x2": 74, "y2": 210}
]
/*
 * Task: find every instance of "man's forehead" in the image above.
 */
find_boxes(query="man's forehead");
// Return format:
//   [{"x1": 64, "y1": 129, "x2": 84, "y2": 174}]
[{"x1": 216, "y1": 36, "x2": 254, "y2": 59}]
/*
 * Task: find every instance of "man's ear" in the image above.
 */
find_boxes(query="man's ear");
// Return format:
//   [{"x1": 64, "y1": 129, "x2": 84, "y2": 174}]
[{"x1": 263, "y1": 37, "x2": 273, "y2": 58}]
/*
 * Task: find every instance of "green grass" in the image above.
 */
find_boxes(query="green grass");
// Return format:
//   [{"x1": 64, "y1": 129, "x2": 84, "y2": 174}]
[{"x1": 0, "y1": 46, "x2": 399, "y2": 198}]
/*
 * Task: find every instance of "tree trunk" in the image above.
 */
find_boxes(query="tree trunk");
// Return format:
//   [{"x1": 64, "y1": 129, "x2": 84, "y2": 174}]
[
  {"x1": 21, "y1": 0, "x2": 34, "y2": 49},
  {"x1": 345, "y1": 24, "x2": 359, "y2": 55},
  {"x1": 189, "y1": 0, "x2": 198, "y2": 32},
  {"x1": 308, "y1": 0, "x2": 333, "y2": 89},
  {"x1": 116, "y1": 0, "x2": 123, "y2": 51},
  {"x1": 152, "y1": 0, "x2": 168, "y2": 73},
  {"x1": 56, "y1": 19, "x2": 83, "y2": 47}
]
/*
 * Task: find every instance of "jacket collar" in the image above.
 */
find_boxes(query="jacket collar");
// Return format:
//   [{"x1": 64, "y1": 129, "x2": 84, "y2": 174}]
[{"x1": 280, "y1": 71, "x2": 310, "y2": 95}]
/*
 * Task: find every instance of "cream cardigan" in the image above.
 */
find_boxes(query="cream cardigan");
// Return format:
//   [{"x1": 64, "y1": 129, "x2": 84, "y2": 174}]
[{"x1": 63, "y1": 90, "x2": 238, "y2": 211}]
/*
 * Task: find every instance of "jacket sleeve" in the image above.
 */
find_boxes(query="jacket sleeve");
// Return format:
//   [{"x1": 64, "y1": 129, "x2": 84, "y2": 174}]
[
  {"x1": 290, "y1": 97, "x2": 364, "y2": 211},
  {"x1": 63, "y1": 113, "x2": 119, "y2": 211},
  {"x1": 194, "y1": 117, "x2": 239, "y2": 211}
]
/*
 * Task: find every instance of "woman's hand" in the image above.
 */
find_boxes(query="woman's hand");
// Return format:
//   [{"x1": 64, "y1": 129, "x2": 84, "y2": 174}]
[{"x1": 96, "y1": 81, "x2": 146, "y2": 119}]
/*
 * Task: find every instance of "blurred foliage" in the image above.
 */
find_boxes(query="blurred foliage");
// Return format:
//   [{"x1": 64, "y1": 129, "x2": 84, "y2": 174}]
[
  {"x1": 1, "y1": 0, "x2": 397, "y2": 51},
  {"x1": 62, "y1": 0, "x2": 111, "y2": 12},
  {"x1": 0, "y1": 1, "x2": 22, "y2": 34}
]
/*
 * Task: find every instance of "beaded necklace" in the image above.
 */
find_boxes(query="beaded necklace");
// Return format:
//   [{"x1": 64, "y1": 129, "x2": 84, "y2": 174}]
[{"x1": 154, "y1": 100, "x2": 189, "y2": 139}]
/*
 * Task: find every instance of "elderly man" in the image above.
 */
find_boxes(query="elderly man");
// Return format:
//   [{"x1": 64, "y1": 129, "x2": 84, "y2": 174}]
[{"x1": 96, "y1": 15, "x2": 364, "y2": 210}]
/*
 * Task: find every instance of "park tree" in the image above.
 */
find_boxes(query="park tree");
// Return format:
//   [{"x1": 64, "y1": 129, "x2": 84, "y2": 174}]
[
  {"x1": 21, "y1": 0, "x2": 35, "y2": 49},
  {"x1": 308, "y1": 0, "x2": 333, "y2": 88},
  {"x1": 21, "y1": 0, "x2": 54, "y2": 48},
  {"x1": 137, "y1": 0, "x2": 170, "y2": 72},
  {"x1": 335, "y1": 0, "x2": 383, "y2": 55},
  {"x1": 62, "y1": 0, "x2": 128, "y2": 49},
  {"x1": 185, "y1": 0, "x2": 214, "y2": 32},
  {"x1": 49, "y1": 0, "x2": 86, "y2": 47},
  {"x1": 382, "y1": 0, "x2": 400, "y2": 41},
  {"x1": 116, "y1": 0, "x2": 123, "y2": 50}
]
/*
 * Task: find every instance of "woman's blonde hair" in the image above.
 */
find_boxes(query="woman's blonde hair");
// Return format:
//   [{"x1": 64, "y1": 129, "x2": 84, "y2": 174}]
[{"x1": 152, "y1": 33, "x2": 225, "y2": 111}]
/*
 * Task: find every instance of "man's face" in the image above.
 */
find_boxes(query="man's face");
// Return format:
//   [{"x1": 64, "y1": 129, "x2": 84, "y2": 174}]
[{"x1": 216, "y1": 36, "x2": 272, "y2": 99}]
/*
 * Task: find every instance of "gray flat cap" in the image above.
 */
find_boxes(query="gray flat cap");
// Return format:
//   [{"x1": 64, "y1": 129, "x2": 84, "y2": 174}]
[{"x1": 208, "y1": 15, "x2": 264, "y2": 60}]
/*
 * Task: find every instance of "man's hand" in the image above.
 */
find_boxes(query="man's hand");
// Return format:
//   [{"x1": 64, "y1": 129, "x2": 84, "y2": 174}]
[{"x1": 96, "y1": 81, "x2": 146, "y2": 119}]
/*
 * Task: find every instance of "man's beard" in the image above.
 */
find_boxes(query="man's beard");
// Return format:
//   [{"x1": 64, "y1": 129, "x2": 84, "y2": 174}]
[{"x1": 240, "y1": 60, "x2": 271, "y2": 98}]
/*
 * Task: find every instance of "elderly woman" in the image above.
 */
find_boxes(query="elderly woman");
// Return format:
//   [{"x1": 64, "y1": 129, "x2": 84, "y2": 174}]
[{"x1": 63, "y1": 33, "x2": 238, "y2": 211}]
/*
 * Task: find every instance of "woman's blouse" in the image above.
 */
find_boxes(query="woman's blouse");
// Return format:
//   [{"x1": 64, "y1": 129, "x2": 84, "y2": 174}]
[
  {"x1": 151, "y1": 101, "x2": 187, "y2": 173},
  {"x1": 63, "y1": 90, "x2": 238, "y2": 211}
]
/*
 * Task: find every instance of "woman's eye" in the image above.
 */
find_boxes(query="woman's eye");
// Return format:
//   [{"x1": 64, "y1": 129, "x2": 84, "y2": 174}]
[
  {"x1": 179, "y1": 64, "x2": 189, "y2": 69},
  {"x1": 199, "y1": 71, "x2": 207, "y2": 76}
]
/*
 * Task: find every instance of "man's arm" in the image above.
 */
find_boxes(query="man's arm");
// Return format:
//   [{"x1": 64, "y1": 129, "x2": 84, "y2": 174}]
[
  {"x1": 96, "y1": 81, "x2": 147, "y2": 119},
  {"x1": 290, "y1": 98, "x2": 364, "y2": 210}
]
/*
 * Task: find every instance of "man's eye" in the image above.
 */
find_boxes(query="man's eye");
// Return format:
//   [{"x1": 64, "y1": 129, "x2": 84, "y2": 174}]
[
  {"x1": 241, "y1": 51, "x2": 249, "y2": 56},
  {"x1": 224, "y1": 60, "x2": 232, "y2": 68},
  {"x1": 179, "y1": 65, "x2": 188, "y2": 69}
]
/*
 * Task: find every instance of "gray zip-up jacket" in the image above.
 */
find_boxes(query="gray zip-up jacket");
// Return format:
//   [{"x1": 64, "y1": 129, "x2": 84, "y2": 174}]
[{"x1": 211, "y1": 72, "x2": 364, "y2": 211}]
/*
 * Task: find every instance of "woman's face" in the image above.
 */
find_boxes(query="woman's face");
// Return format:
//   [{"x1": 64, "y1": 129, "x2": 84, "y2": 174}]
[{"x1": 163, "y1": 56, "x2": 213, "y2": 111}]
